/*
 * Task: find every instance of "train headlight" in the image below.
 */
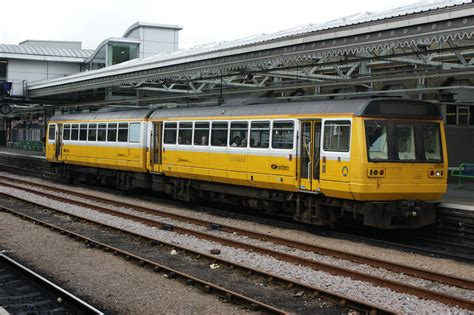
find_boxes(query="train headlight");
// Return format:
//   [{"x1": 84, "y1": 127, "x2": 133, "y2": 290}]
[
  {"x1": 367, "y1": 168, "x2": 386, "y2": 178},
  {"x1": 428, "y1": 168, "x2": 444, "y2": 178}
]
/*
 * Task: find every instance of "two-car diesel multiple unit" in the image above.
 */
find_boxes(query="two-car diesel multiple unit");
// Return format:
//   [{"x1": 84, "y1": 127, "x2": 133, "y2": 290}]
[{"x1": 45, "y1": 99, "x2": 448, "y2": 229}]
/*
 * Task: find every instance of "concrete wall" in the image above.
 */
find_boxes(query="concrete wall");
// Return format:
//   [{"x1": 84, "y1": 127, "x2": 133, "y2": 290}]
[
  {"x1": 7, "y1": 59, "x2": 81, "y2": 96},
  {"x1": 125, "y1": 25, "x2": 179, "y2": 58},
  {"x1": 445, "y1": 126, "x2": 474, "y2": 166}
]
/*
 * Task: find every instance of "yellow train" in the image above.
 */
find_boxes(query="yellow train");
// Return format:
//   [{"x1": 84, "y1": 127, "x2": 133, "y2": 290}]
[{"x1": 46, "y1": 99, "x2": 448, "y2": 229}]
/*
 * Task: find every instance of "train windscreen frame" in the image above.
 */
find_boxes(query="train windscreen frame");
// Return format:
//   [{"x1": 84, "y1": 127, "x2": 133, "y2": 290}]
[{"x1": 365, "y1": 120, "x2": 443, "y2": 163}]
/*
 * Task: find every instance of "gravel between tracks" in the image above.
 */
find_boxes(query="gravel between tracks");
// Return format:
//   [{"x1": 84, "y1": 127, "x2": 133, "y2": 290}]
[
  {"x1": 9, "y1": 180, "x2": 474, "y2": 301},
  {"x1": 0, "y1": 212, "x2": 251, "y2": 315},
  {"x1": 0, "y1": 183, "x2": 470, "y2": 314},
  {"x1": 4, "y1": 173, "x2": 472, "y2": 281}
]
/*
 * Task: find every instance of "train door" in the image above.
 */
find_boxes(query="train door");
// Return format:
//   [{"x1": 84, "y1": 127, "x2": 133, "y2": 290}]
[
  {"x1": 55, "y1": 124, "x2": 62, "y2": 160},
  {"x1": 150, "y1": 122, "x2": 162, "y2": 172},
  {"x1": 299, "y1": 120, "x2": 321, "y2": 192}
]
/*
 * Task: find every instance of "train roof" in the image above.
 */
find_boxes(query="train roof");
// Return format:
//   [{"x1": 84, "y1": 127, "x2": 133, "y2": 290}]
[
  {"x1": 49, "y1": 108, "x2": 154, "y2": 122},
  {"x1": 49, "y1": 98, "x2": 441, "y2": 122},
  {"x1": 149, "y1": 99, "x2": 441, "y2": 119}
]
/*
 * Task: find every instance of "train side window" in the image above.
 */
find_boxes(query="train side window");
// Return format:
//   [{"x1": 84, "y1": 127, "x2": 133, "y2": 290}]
[
  {"x1": 323, "y1": 120, "x2": 351, "y2": 152},
  {"x1": 71, "y1": 124, "x2": 79, "y2": 141},
  {"x1": 365, "y1": 121, "x2": 388, "y2": 160},
  {"x1": 97, "y1": 123, "x2": 107, "y2": 142},
  {"x1": 194, "y1": 122, "x2": 209, "y2": 146},
  {"x1": 250, "y1": 121, "x2": 270, "y2": 148},
  {"x1": 79, "y1": 124, "x2": 87, "y2": 141},
  {"x1": 48, "y1": 125, "x2": 55, "y2": 141},
  {"x1": 129, "y1": 123, "x2": 140, "y2": 143},
  {"x1": 63, "y1": 124, "x2": 71, "y2": 140},
  {"x1": 272, "y1": 121, "x2": 294, "y2": 149},
  {"x1": 118, "y1": 123, "x2": 128, "y2": 142},
  {"x1": 107, "y1": 123, "x2": 117, "y2": 142},
  {"x1": 88, "y1": 124, "x2": 97, "y2": 141},
  {"x1": 211, "y1": 122, "x2": 228, "y2": 147},
  {"x1": 230, "y1": 122, "x2": 248, "y2": 147},
  {"x1": 164, "y1": 122, "x2": 177, "y2": 144},
  {"x1": 395, "y1": 124, "x2": 416, "y2": 160},
  {"x1": 178, "y1": 122, "x2": 192, "y2": 145}
]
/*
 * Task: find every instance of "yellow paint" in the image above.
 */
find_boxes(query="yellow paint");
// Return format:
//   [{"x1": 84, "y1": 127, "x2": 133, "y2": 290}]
[{"x1": 46, "y1": 114, "x2": 448, "y2": 203}]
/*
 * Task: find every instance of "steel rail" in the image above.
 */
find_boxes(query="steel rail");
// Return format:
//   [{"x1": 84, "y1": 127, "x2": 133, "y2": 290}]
[
  {"x1": 0, "y1": 252, "x2": 104, "y2": 315},
  {"x1": 1, "y1": 175, "x2": 472, "y2": 290},
  {"x1": 0, "y1": 202, "x2": 391, "y2": 315},
  {"x1": 0, "y1": 180, "x2": 473, "y2": 311}
]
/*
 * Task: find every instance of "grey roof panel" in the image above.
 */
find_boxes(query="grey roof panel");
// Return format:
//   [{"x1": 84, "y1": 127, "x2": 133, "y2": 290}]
[
  {"x1": 149, "y1": 99, "x2": 372, "y2": 120},
  {"x1": 0, "y1": 44, "x2": 93, "y2": 59}
]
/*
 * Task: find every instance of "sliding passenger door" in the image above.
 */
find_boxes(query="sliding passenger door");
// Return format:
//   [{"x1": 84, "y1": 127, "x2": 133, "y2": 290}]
[
  {"x1": 150, "y1": 122, "x2": 162, "y2": 173},
  {"x1": 298, "y1": 120, "x2": 321, "y2": 192}
]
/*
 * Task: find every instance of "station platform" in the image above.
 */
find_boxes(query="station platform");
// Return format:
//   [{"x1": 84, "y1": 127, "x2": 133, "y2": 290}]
[
  {"x1": 0, "y1": 146, "x2": 45, "y2": 158},
  {"x1": 0, "y1": 146, "x2": 472, "y2": 211}
]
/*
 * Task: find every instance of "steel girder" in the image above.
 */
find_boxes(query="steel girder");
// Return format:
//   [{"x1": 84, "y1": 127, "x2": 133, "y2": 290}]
[{"x1": 26, "y1": 4, "x2": 474, "y2": 107}]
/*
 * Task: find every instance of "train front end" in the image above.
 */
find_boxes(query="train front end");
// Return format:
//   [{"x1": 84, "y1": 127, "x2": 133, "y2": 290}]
[{"x1": 349, "y1": 100, "x2": 447, "y2": 229}]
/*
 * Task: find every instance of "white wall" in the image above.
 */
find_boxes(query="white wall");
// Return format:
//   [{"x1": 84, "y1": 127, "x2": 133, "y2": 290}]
[{"x1": 7, "y1": 59, "x2": 81, "y2": 96}]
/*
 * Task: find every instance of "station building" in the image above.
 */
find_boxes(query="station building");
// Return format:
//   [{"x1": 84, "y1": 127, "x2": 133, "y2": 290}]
[{"x1": 0, "y1": 22, "x2": 181, "y2": 149}]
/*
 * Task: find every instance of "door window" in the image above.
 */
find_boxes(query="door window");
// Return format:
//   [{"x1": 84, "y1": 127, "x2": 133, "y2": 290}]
[{"x1": 48, "y1": 125, "x2": 56, "y2": 141}]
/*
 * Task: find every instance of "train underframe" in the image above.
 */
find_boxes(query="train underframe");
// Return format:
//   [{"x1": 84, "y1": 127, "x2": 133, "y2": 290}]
[{"x1": 54, "y1": 163, "x2": 437, "y2": 229}]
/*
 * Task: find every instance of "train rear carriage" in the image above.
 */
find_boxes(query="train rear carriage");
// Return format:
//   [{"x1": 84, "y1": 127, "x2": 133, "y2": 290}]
[{"x1": 46, "y1": 109, "x2": 153, "y2": 188}]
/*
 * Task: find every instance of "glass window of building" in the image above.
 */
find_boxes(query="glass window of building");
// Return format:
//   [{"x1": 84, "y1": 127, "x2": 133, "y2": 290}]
[
  {"x1": 90, "y1": 46, "x2": 106, "y2": 70},
  {"x1": 107, "y1": 43, "x2": 138, "y2": 66},
  {"x1": 0, "y1": 61, "x2": 6, "y2": 81}
]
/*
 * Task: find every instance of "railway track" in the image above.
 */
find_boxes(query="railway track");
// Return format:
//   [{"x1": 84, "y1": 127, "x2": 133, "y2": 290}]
[
  {"x1": 0, "y1": 251, "x2": 102, "y2": 314},
  {"x1": 0, "y1": 196, "x2": 387, "y2": 314},
  {"x1": 0, "y1": 176, "x2": 472, "y2": 312},
  {"x1": 0, "y1": 152, "x2": 472, "y2": 257}
]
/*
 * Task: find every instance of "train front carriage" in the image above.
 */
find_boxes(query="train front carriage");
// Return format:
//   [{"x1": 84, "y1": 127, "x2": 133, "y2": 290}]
[{"x1": 292, "y1": 99, "x2": 447, "y2": 228}]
